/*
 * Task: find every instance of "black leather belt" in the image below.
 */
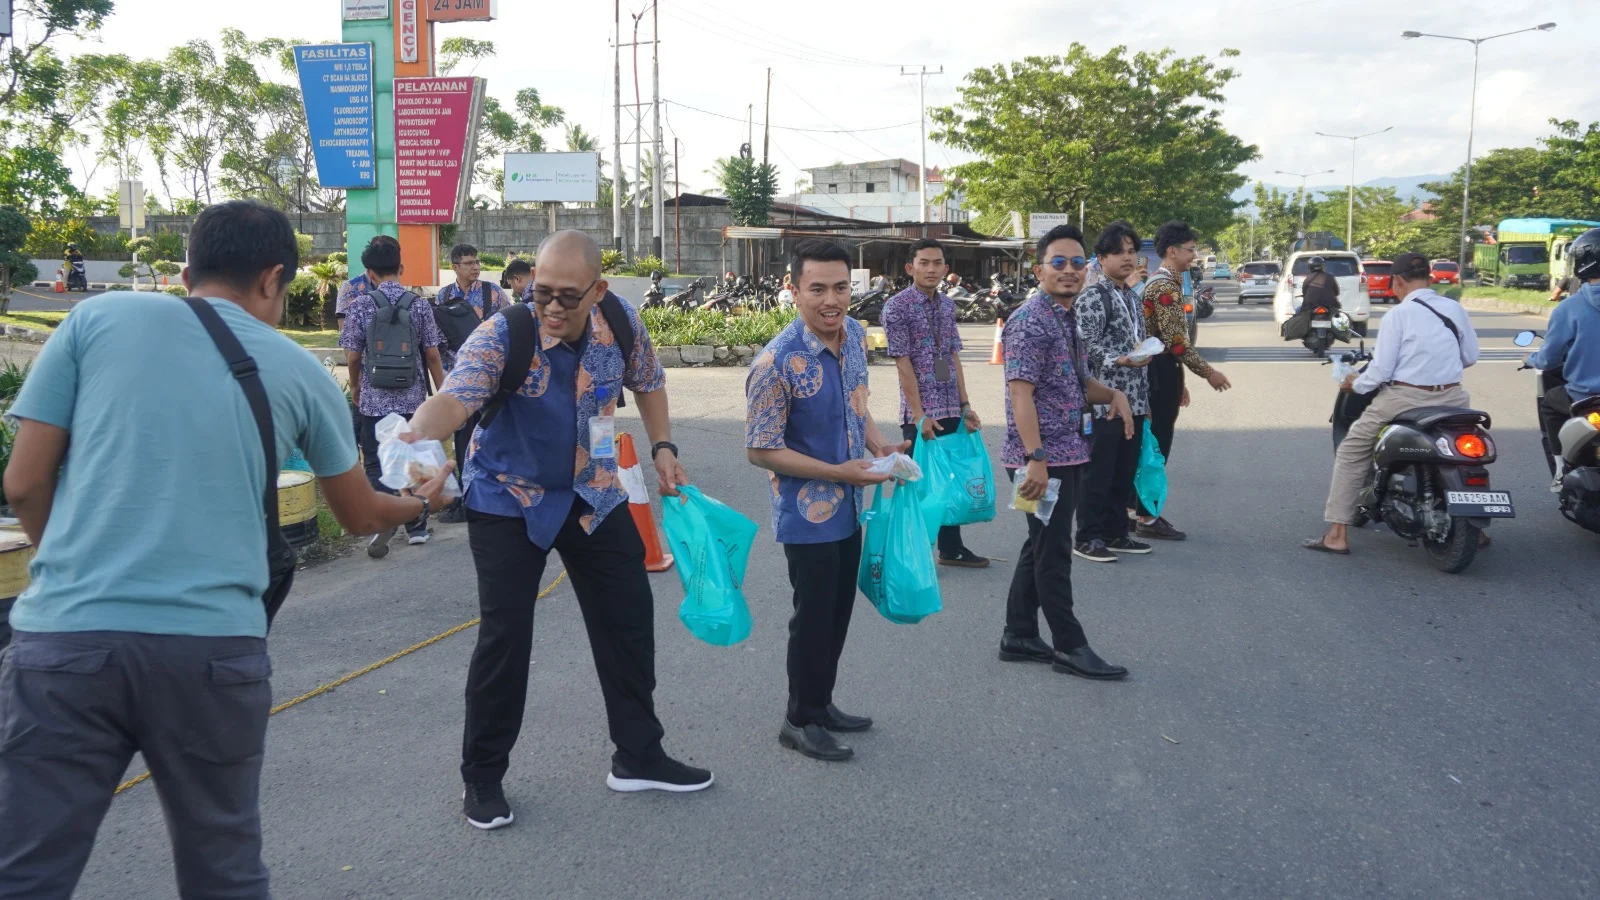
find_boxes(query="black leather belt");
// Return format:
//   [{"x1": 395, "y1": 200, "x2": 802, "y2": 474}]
[{"x1": 1391, "y1": 381, "x2": 1460, "y2": 392}]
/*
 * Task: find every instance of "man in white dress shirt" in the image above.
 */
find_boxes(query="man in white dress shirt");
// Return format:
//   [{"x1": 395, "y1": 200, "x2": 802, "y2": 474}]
[{"x1": 1305, "y1": 252, "x2": 1479, "y2": 554}]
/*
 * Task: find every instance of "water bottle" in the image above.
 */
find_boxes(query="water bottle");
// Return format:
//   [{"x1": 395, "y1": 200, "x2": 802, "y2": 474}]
[{"x1": 1034, "y1": 478, "x2": 1063, "y2": 525}]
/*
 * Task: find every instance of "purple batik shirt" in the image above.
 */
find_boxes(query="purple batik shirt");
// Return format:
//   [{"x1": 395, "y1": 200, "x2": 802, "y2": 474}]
[
  {"x1": 339, "y1": 280, "x2": 446, "y2": 417},
  {"x1": 881, "y1": 284, "x2": 965, "y2": 425},
  {"x1": 1001, "y1": 292, "x2": 1091, "y2": 468}
]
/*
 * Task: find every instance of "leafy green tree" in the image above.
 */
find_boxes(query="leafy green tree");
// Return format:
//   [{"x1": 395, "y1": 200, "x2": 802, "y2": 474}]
[
  {"x1": 930, "y1": 46, "x2": 1258, "y2": 237},
  {"x1": 0, "y1": 207, "x2": 40, "y2": 296},
  {"x1": 0, "y1": 145, "x2": 81, "y2": 214},
  {"x1": 1308, "y1": 186, "x2": 1420, "y2": 258},
  {"x1": 714, "y1": 154, "x2": 779, "y2": 226}
]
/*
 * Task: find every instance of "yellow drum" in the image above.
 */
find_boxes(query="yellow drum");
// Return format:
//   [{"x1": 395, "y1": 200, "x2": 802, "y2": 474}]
[
  {"x1": 0, "y1": 527, "x2": 34, "y2": 601},
  {"x1": 277, "y1": 471, "x2": 320, "y2": 548}
]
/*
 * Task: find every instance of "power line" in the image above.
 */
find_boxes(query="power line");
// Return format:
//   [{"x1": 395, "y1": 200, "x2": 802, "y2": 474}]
[
  {"x1": 772, "y1": 73, "x2": 897, "y2": 161},
  {"x1": 674, "y1": 0, "x2": 903, "y2": 69},
  {"x1": 666, "y1": 99, "x2": 917, "y2": 134},
  {"x1": 658, "y1": 9, "x2": 896, "y2": 70}
]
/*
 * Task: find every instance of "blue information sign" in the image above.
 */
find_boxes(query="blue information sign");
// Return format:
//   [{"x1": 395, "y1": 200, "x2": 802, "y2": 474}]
[{"x1": 295, "y1": 43, "x2": 376, "y2": 190}]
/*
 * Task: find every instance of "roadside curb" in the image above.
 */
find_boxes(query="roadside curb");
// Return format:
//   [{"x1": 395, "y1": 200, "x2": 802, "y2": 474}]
[
  {"x1": 1458, "y1": 297, "x2": 1550, "y2": 318},
  {"x1": 2, "y1": 325, "x2": 53, "y2": 343}
]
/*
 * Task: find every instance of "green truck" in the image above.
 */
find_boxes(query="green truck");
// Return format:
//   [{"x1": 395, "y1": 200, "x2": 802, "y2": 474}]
[{"x1": 1475, "y1": 218, "x2": 1600, "y2": 289}]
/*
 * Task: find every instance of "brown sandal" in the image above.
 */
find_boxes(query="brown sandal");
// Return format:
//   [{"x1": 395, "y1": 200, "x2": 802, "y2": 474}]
[{"x1": 1302, "y1": 537, "x2": 1350, "y2": 555}]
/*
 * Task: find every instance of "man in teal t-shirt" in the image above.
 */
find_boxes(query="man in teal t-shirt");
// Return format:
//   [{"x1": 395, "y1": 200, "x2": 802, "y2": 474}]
[{"x1": 0, "y1": 201, "x2": 453, "y2": 900}]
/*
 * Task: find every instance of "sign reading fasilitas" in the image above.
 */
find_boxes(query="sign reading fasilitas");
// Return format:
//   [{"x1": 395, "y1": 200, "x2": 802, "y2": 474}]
[
  {"x1": 294, "y1": 43, "x2": 377, "y2": 190},
  {"x1": 393, "y1": 77, "x2": 485, "y2": 224},
  {"x1": 425, "y1": 0, "x2": 497, "y2": 21}
]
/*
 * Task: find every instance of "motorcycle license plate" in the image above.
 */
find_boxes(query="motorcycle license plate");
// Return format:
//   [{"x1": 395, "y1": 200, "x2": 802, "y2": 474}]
[
  {"x1": 1311, "y1": 321, "x2": 1332, "y2": 329},
  {"x1": 1445, "y1": 491, "x2": 1515, "y2": 517}
]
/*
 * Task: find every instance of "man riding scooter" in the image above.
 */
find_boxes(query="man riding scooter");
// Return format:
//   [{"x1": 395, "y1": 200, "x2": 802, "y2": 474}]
[
  {"x1": 1526, "y1": 227, "x2": 1600, "y2": 490},
  {"x1": 63, "y1": 243, "x2": 88, "y2": 292}
]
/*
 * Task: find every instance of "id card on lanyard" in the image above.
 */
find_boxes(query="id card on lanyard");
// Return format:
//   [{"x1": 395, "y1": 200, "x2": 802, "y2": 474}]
[
  {"x1": 1051, "y1": 306, "x2": 1094, "y2": 437},
  {"x1": 929, "y1": 294, "x2": 951, "y2": 383},
  {"x1": 590, "y1": 385, "x2": 616, "y2": 458}
]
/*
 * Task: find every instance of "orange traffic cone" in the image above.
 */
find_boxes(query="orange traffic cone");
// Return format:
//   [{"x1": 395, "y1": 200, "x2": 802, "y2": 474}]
[
  {"x1": 987, "y1": 318, "x2": 1005, "y2": 365},
  {"x1": 617, "y1": 432, "x2": 674, "y2": 573},
  {"x1": 53, "y1": 269, "x2": 65, "y2": 293}
]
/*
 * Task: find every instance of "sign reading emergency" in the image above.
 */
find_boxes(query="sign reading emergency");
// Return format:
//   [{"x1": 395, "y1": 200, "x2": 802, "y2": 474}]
[
  {"x1": 294, "y1": 44, "x2": 376, "y2": 190},
  {"x1": 425, "y1": 0, "x2": 497, "y2": 22},
  {"x1": 341, "y1": 0, "x2": 389, "y2": 20},
  {"x1": 397, "y1": 0, "x2": 420, "y2": 63},
  {"x1": 393, "y1": 77, "x2": 484, "y2": 224}
]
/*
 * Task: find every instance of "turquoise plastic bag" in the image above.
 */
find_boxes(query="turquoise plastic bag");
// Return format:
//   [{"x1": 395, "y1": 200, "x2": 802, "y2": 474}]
[
  {"x1": 857, "y1": 482, "x2": 943, "y2": 625},
  {"x1": 1134, "y1": 419, "x2": 1168, "y2": 517},
  {"x1": 660, "y1": 486, "x2": 758, "y2": 646},
  {"x1": 913, "y1": 419, "x2": 996, "y2": 530}
]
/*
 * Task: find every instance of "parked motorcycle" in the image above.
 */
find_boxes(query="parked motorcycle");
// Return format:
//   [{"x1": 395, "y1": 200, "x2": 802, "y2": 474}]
[
  {"x1": 1326, "y1": 344, "x2": 1512, "y2": 572},
  {"x1": 1515, "y1": 329, "x2": 1600, "y2": 535},
  {"x1": 1195, "y1": 284, "x2": 1216, "y2": 319},
  {"x1": 641, "y1": 271, "x2": 666, "y2": 308},
  {"x1": 664, "y1": 277, "x2": 706, "y2": 312},
  {"x1": 848, "y1": 288, "x2": 887, "y2": 325}
]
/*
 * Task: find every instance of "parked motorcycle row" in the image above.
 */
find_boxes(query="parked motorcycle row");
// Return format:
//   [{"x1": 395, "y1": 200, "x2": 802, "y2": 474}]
[{"x1": 640, "y1": 271, "x2": 788, "y2": 314}]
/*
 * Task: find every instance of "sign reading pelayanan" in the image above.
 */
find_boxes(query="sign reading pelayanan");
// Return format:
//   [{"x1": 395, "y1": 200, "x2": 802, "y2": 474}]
[
  {"x1": 393, "y1": 77, "x2": 484, "y2": 224},
  {"x1": 294, "y1": 43, "x2": 376, "y2": 190}
]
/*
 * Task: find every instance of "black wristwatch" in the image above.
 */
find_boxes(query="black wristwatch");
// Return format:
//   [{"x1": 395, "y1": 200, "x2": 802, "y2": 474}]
[
  {"x1": 1027, "y1": 447, "x2": 1047, "y2": 462},
  {"x1": 651, "y1": 441, "x2": 679, "y2": 460},
  {"x1": 416, "y1": 496, "x2": 431, "y2": 519}
]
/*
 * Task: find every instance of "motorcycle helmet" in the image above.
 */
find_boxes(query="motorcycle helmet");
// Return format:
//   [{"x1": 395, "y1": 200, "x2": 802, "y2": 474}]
[
  {"x1": 1570, "y1": 227, "x2": 1600, "y2": 281},
  {"x1": 1332, "y1": 311, "x2": 1351, "y2": 332},
  {"x1": 1308, "y1": 256, "x2": 1326, "y2": 273},
  {"x1": 67, "y1": 242, "x2": 79, "y2": 251}
]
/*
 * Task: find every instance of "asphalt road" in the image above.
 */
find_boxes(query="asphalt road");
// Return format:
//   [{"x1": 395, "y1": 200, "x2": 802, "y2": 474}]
[{"x1": 70, "y1": 284, "x2": 1600, "y2": 899}]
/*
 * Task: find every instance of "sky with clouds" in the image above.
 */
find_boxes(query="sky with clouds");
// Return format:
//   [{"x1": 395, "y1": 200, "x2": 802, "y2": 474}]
[{"x1": 53, "y1": 0, "x2": 1595, "y2": 206}]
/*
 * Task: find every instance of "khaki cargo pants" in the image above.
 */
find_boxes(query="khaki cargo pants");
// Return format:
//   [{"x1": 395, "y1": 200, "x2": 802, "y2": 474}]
[{"x1": 1325, "y1": 383, "x2": 1471, "y2": 524}]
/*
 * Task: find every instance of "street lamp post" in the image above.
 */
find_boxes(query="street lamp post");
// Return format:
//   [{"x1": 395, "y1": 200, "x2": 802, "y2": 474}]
[
  {"x1": 1402, "y1": 23, "x2": 1556, "y2": 273},
  {"x1": 1275, "y1": 168, "x2": 1338, "y2": 235},
  {"x1": 1315, "y1": 128, "x2": 1393, "y2": 251}
]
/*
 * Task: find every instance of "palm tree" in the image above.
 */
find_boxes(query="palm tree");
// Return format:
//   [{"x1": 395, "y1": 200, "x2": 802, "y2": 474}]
[
  {"x1": 565, "y1": 124, "x2": 599, "y2": 152},
  {"x1": 633, "y1": 149, "x2": 678, "y2": 206}
]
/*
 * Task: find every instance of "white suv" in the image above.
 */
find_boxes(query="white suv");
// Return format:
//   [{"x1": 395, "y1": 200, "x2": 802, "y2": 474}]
[
  {"x1": 1273, "y1": 251, "x2": 1370, "y2": 336},
  {"x1": 1236, "y1": 261, "x2": 1281, "y2": 303}
]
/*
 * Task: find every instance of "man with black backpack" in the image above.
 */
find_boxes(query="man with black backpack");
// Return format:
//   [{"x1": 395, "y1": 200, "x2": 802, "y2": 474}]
[
  {"x1": 404, "y1": 230, "x2": 709, "y2": 832},
  {"x1": 340, "y1": 236, "x2": 448, "y2": 557},
  {"x1": 434, "y1": 243, "x2": 510, "y2": 523},
  {"x1": 0, "y1": 201, "x2": 452, "y2": 899}
]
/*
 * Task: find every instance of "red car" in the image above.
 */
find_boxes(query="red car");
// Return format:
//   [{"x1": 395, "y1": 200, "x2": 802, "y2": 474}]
[
  {"x1": 1430, "y1": 259, "x2": 1461, "y2": 285},
  {"x1": 1363, "y1": 259, "x2": 1396, "y2": 303}
]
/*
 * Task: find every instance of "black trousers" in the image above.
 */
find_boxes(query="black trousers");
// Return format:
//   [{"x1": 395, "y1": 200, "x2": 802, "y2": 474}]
[
  {"x1": 358, "y1": 413, "x2": 428, "y2": 537},
  {"x1": 1539, "y1": 385, "x2": 1575, "y2": 472},
  {"x1": 1077, "y1": 413, "x2": 1146, "y2": 544},
  {"x1": 1137, "y1": 356, "x2": 1184, "y2": 517},
  {"x1": 782, "y1": 531, "x2": 863, "y2": 727},
  {"x1": 461, "y1": 504, "x2": 666, "y2": 783},
  {"x1": 902, "y1": 417, "x2": 969, "y2": 557},
  {"x1": 1004, "y1": 466, "x2": 1088, "y2": 652}
]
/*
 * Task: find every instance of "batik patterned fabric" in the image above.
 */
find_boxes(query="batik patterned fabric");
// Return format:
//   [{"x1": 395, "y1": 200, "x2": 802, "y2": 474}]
[
  {"x1": 338, "y1": 280, "x2": 445, "y2": 417},
  {"x1": 441, "y1": 294, "x2": 665, "y2": 548},
  {"x1": 1001, "y1": 292, "x2": 1091, "y2": 468},
  {"x1": 881, "y1": 284, "x2": 965, "y2": 424},
  {"x1": 1075, "y1": 275, "x2": 1149, "y2": 417},
  {"x1": 745, "y1": 316, "x2": 870, "y2": 544},
  {"x1": 1141, "y1": 267, "x2": 1216, "y2": 378}
]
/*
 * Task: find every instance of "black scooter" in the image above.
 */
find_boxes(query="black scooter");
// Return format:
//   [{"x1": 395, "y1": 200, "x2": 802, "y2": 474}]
[
  {"x1": 1327, "y1": 344, "x2": 1513, "y2": 572},
  {"x1": 1515, "y1": 330, "x2": 1600, "y2": 534},
  {"x1": 64, "y1": 258, "x2": 88, "y2": 292}
]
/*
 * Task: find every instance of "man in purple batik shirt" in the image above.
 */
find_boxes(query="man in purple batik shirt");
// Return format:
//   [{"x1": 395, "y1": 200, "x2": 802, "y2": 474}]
[
  {"x1": 881, "y1": 237, "x2": 987, "y2": 567},
  {"x1": 339, "y1": 236, "x2": 447, "y2": 556},
  {"x1": 999, "y1": 223, "x2": 1133, "y2": 683}
]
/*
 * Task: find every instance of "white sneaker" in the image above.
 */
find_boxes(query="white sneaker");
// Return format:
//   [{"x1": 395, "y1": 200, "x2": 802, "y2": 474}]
[
  {"x1": 408, "y1": 531, "x2": 431, "y2": 546},
  {"x1": 1550, "y1": 472, "x2": 1566, "y2": 494}
]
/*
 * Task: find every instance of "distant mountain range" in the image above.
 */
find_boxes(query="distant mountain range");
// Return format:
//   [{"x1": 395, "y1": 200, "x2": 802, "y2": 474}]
[{"x1": 1233, "y1": 174, "x2": 1446, "y2": 208}]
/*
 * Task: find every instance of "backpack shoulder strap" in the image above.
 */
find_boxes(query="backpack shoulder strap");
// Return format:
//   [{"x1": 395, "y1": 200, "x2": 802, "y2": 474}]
[
  {"x1": 599, "y1": 291, "x2": 635, "y2": 409},
  {"x1": 181, "y1": 297, "x2": 279, "y2": 533},
  {"x1": 479, "y1": 302, "x2": 536, "y2": 429}
]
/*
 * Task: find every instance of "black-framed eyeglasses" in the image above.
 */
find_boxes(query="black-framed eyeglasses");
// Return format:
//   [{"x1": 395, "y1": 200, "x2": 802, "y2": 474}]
[
  {"x1": 529, "y1": 278, "x2": 600, "y2": 309},
  {"x1": 1045, "y1": 255, "x2": 1089, "y2": 272}
]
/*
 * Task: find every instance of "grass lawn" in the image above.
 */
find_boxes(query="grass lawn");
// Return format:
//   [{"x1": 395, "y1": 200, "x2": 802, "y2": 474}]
[
  {"x1": 0, "y1": 309, "x2": 343, "y2": 348},
  {"x1": 1442, "y1": 285, "x2": 1555, "y2": 311},
  {"x1": 277, "y1": 325, "x2": 343, "y2": 348}
]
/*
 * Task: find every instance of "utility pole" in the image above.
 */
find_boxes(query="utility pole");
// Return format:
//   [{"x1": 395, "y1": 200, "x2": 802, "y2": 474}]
[
  {"x1": 762, "y1": 68, "x2": 772, "y2": 165},
  {"x1": 900, "y1": 64, "x2": 942, "y2": 223},
  {"x1": 631, "y1": 7, "x2": 644, "y2": 261},
  {"x1": 650, "y1": 0, "x2": 663, "y2": 262},
  {"x1": 612, "y1": 0, "x2": 622, "y2": 255},
  {"x1": 673, "y1": 137, "x2": 681, "y2": 275}
]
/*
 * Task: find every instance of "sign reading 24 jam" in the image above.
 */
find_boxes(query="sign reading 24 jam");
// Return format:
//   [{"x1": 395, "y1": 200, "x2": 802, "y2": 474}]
[
  {"x1": 426, "y1": 0, "x2": 497, "y2": 21},
  {"x1": 393, "y1": 77, "x2": 485, "y2": 224},
  {"x1": 294, "y1": 43, "x2": 376, "y2": 190}
]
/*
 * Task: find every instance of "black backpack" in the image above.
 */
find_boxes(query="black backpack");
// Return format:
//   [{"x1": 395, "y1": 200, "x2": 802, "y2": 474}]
[
  {"x1": 436, "y1": 281, "x2": 493, "y2": 353},
  {"x1": 480, "y1": 292, "x2": 635, "y2": 428},
  {"x1": 364, "y1": 289, "x2": 423, "y2": 390}
]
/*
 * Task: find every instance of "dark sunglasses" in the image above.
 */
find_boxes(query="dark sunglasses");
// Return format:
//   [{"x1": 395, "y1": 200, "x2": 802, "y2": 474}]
[
  {"x1": 528, "y1": 277, "x2": 599, "y2": 310},
  {"x1": 1045, "y1": 255, "x2": 1089, "y2": 272}
]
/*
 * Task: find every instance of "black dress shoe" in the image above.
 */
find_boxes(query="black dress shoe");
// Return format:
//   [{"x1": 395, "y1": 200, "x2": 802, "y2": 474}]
[
  {"x1": 1052, "y1": 645, "x2": 1128, "y2": 680},
  {"x1": 779, "y1": 720, "x2": 854, "y2": 761},
  {"x1": 998, "y1": 633, "x2": 1055, "y2": 664},
  {"x1": 822, "y1": 704, "x2": 873, "y2": 733}
]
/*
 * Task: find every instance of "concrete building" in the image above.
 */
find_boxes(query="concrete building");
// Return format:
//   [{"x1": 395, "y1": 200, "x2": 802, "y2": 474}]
[{"x1": 781, "y1": 159, "x2": 968, "y2": 224}]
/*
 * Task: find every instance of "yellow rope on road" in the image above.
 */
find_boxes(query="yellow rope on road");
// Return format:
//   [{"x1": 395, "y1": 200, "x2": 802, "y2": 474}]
[{"x1": 114, "y1": 570, "x2": 569, "y2": 796}]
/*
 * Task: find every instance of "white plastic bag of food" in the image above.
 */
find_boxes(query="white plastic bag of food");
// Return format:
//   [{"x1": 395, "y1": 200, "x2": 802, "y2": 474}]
[
  {"x1": 373, "y1": 413, "x2": 462, "y2": 498},
  {"x1": 866, "y1": 452, "x2": 923, "y2": 482},
  {"x1": 1127, "y1": 336, "x2": 1166, "y2": 363}
]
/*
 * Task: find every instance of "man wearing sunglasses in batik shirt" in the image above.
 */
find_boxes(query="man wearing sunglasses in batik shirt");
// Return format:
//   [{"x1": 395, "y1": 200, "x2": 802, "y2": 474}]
[
  {"x1": 1135, "y1": 221, "x2": 1232, "y2": 542},
  {"x1": 403, "y1": 230, "x2": 713, "y2": 833},
  {"x1": 999, "y1": 223, "x2": 1134, "y2": 682}
]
